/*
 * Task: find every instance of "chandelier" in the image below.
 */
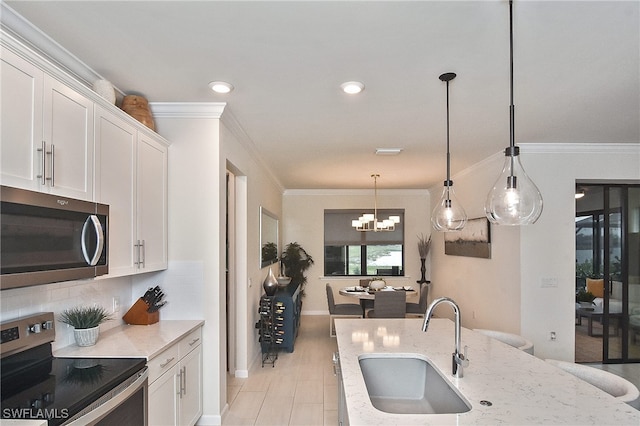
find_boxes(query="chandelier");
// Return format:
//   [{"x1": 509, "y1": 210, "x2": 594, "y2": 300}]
[{"x1": 352, "y1": 174, "x2": 400, "y2": 232}]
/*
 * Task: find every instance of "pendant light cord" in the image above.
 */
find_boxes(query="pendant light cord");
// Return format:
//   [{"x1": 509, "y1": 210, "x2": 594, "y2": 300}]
[
  {"x1": 372, "y1": 173, "x2": 379, "y2": 231},
  {"x1": 508, "y1": 0, "x2": 517, "y2": 182},
  {"x1": 446, "y1": 78, "x2": 451, "y2": 190}
]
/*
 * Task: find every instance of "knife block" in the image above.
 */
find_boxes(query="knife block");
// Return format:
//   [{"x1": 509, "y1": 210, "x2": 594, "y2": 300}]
[{"x1": 123, "y1": 298, "x2": 159, "y2": 325}]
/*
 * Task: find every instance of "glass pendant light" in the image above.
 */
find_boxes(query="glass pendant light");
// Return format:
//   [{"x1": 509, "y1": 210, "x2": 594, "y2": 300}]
[
  {"x1": 485, "y1": 0, "x2": 543, "y2": 226},
  {"x1": 432, "y1": 72, "x2": 467, "y2": 232}
]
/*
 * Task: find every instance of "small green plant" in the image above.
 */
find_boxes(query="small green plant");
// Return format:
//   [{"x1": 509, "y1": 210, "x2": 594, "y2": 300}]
[
  {"x1": 60, "y1": 305, "x2": 112, "y2": 329},
  {"x1": 575, "y1": 289, "x2": 596, "y2": 304}
]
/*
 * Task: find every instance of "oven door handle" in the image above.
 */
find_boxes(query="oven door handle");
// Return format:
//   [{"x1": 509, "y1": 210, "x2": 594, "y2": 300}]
[
  {"x1": 81, "y1": 214, "x2": 105, "y2": 266},
  {"x1": 64, "y1": 367, "x2": 148, "y2": 426}
]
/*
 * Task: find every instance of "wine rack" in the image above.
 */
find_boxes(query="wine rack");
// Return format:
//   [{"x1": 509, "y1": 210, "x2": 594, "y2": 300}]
[{"x1": 256, "y1": 295, "x2": 286, "y2": 367}]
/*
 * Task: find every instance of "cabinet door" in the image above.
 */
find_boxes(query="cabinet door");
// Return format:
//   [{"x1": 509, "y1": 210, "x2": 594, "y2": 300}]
[
  {"x1": 137, "y1": 133, "x2": 167, "y2": 271},
  {"x1": 179, "y1": 345, "x2": 203, "y2": 426},
  {"x1": 94, "y1": 105, "x2": 137, "y2": 276},
  {"x1": 42, "y1": 75, "x2": 94, "y2": 200},
  {"x1": 0, "y1": 47, "x2": 43, "y2": 191},
  {"x1": 148, "y1": 366, "x2": 179, "y2": 426}
]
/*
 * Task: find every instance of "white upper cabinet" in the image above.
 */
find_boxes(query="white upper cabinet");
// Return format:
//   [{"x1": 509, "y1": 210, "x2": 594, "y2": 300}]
[
  {"x1": 95, "y1": 105, "x2": 168, "y2": 277},
  {"x1": 94, "y1": 105, "x2": 137, "y2": 276},
  {"x1": 1, "y1": 46, "x2": 94, "y2": 200},
  {"x1": 1, "y1": 47, "x2": 44, "y2": 191},
  {"x1": 136, "y1": 132, "x2": 168, "y2": 272}
]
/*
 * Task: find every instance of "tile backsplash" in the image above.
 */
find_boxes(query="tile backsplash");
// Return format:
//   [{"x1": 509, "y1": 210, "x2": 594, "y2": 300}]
[
  {"x1": 0, "y1": 262, "x2": 204, "y2": 351},
  {"x1": 0, "y1": 276, "x2": 133, "y2": 351}
]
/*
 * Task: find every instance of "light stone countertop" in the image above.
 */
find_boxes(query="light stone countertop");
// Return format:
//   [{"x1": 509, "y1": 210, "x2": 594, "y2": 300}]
[
  {"x1": 54, "y1": 320, "x2": 204, "y2": 360},
  {"x1": 335, "y1": 318, "x2": 640, "y2": 425}
]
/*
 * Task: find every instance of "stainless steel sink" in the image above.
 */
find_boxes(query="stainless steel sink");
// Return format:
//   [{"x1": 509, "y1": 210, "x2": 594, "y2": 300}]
[{"x1": 358, "y1": 354, "x2": 471, "y2": 414}]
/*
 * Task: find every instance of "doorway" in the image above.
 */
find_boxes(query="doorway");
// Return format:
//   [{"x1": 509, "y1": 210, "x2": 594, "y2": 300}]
[{"x1": 575, "y1": 183, "x2": 640, "y2": 363}]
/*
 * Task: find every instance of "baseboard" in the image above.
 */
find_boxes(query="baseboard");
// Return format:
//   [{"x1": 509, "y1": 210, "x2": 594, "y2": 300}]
[
  {"x1": 301, "y1": 310, "x2": 329, "y2": 315},
  {"x1": 234, "y1": 369, "x2": 248, "y2": 378},
  {"x1": 196, "y1": 413, "x2": 222, "y2": 425}
]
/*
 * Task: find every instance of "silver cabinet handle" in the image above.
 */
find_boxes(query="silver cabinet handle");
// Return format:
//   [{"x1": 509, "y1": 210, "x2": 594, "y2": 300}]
[
  {"x1": 37, "y1": 141, "x2": 46, "y2": 185},
  {"x1": 189, "y1": 338, "x2": 200, "y2": 346},
  {"x1": 180, "y1": 366, "x2": 187, "y2": 397},
  {"x1": 81, "y1": 215, "x2": 104, "y2": 265},
  {"x1": 48, "y1": 144, "x2": 55, "y2": 186},
  {"x1": 159, "y1": 357, "x2": 175, "y2": 368},
  {"x1": 140, "y1": 239, "x2": 146, "y2": 268},
  {"x1": 134, "y1": 240, "x2": 142, "y2": 268}
]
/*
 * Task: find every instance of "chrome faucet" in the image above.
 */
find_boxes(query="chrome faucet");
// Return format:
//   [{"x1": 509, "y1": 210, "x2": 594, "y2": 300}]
[{"x1": 422, "y1": 297, "x2": 469, "y2": 378}]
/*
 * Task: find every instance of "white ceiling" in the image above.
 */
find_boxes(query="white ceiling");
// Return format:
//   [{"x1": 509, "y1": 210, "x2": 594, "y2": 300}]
[{"x1": 5, "y1": 1, "x2": 639, "y2": 190}]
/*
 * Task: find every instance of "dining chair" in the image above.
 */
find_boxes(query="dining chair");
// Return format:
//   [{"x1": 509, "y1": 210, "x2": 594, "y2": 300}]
[
  {"x1": 545, "y1": 359, "x2": 640, "y2": 409},
  {"x1": 326, "y1": 283, "x2": 361, "y2": 337},
  {"x1": 473, "y1": 329, "x2": 534, "y2": 355},
  {"x1": 367, "y1": 291, "x2": 406, "y2": 318},
  {"x1": 405, "y1": 284, "x2": 429, "y2": 317}
]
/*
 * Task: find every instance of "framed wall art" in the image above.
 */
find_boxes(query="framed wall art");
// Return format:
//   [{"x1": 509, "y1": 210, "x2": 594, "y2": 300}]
[{"x1": 444, "y1": 217, "x2": 491, "y2": 259}]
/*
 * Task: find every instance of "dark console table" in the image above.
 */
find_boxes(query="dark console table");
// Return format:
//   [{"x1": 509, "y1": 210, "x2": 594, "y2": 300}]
[{"x1": 256, "y1": 282, "x2": 302, "y2": 357}]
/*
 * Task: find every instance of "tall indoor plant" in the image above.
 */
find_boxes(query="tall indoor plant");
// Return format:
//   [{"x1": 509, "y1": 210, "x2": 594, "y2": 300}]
[
  {"x1": 280, "y1": 242, "x2": 314, "y2": 295},
  {"x1": 417, "y1": 233, "x2": 431, "y2": 288}
]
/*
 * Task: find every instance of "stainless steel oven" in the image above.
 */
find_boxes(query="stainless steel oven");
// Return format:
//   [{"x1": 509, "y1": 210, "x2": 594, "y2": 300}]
[
  {"x1": 0, "y1": 186, "x2": 109, "y2": 290},
  {"x1": 1, "y1": 313, "x2": 147, "y2": 425}
]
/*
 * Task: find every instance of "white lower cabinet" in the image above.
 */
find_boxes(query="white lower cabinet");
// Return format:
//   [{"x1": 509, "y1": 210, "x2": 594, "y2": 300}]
[{"x1": 148, "y1": 327, "x2": 202, "y2": 426}]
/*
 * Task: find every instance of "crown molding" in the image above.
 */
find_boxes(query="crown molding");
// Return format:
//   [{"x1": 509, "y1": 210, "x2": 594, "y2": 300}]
[
  {"x1": 149, "y1": 102, "x2": 227, "y2": 119},
  {"x1": 220, "y1": 107, "x2": 285, "y2": 193},
  {"x1": 283, "y1": 189, "x2": 430, "y2": 197}
]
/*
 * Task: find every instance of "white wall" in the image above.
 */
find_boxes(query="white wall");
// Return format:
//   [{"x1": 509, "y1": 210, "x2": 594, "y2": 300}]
[
  {"x1": 282, "y1": 189, "x2": 430, "y2": 314},
  {"x1": 429, "y1": 153, "x2": 522, "y2": 333},
  {"x1": 220, "y1": 113, "x2": 284, "y2": 378},
  {"x1": 150, "y1": 104, "x2": 284, "y2": 425},
  {"x1": 151, "y1": 104, "x2": 224, "y2": 425},
  {"x1": 429, "y1": 143, "x2": 640, "y2": 361}
]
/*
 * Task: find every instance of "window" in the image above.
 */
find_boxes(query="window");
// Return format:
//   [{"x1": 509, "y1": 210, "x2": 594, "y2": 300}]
[{"x1": 324, "y1": 209, "x2": 404, "y2": 276}]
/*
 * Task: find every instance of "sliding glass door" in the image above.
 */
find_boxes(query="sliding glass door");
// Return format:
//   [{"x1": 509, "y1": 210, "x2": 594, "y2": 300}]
[{"x1": 575, "y1": 184, "x2": 640, "y2": 363}]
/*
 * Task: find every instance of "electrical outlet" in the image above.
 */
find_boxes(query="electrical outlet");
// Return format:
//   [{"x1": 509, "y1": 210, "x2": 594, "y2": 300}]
[
  {"x1": 550, "y1": 331, "x2": 556, "y2": 341},
  {"x1": 541, "y1": 277, "x2": 558, "y2": 288},
  {"x1": 112, "y1": 296, "x2": 121, "y2": 313}
]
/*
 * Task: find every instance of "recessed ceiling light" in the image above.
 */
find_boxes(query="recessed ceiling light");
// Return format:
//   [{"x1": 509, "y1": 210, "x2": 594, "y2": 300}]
[
  {"x1": 340, "y1": 81, "x2": 364, "y2": 94},
  {"x1": 376, "y1": 148, "x2": 403, "y2": 156},
  {"x1": 209, "y1": 81, "x2": 234, "y2": 94}
]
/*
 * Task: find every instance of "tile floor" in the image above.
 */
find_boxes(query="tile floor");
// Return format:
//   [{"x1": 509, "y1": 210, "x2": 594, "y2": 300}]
[
  {"x1": 223, "y1": 315, "x2": 640, "y2": 425},
  {"x1": 223, "y1": 315, "x2": 338, "y2": 425}
]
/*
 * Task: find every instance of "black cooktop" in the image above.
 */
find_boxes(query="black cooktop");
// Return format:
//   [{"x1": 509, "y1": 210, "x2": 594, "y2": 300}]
[{"x1": 1, "y1": 345, "x2": 145, "y2": 426}]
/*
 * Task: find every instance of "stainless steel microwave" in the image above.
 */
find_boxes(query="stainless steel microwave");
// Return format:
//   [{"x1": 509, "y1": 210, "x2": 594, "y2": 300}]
[{"x1": 1, "y1": 186, "x2": 108, "y2": 290}]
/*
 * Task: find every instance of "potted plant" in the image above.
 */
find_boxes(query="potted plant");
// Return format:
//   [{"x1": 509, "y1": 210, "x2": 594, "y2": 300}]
[
  {"x1": 60, "y1": 305, "x2": 112, "y2": 347},
  {"x1": 280, "y1": 242, "x2": 314, "y2": 295},
  {"x1": 416, "y1": 233, "x2": 431, "y2": 286},
  {"x1": 575, "y1": 289, "x2": 596, "y2": 309}
]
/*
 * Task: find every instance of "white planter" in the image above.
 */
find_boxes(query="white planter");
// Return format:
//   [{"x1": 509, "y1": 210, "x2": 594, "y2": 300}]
[{"x1": 74, "y1": 325, "x2": 100, "y2": 347}]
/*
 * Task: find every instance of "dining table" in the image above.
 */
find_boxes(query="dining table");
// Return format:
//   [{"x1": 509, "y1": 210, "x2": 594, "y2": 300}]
[{"x1": 339, "y1": 285, "x2": 417, "y2": 317}]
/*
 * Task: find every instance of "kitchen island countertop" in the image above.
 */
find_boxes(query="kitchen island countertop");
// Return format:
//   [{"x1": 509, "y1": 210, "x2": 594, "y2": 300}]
[
  {"x1": 335, "y1": 318, "x2": 640, "y2": 425},
  {"x1": 54, "y1": 320, "x2": 204, "y2": 360}
]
